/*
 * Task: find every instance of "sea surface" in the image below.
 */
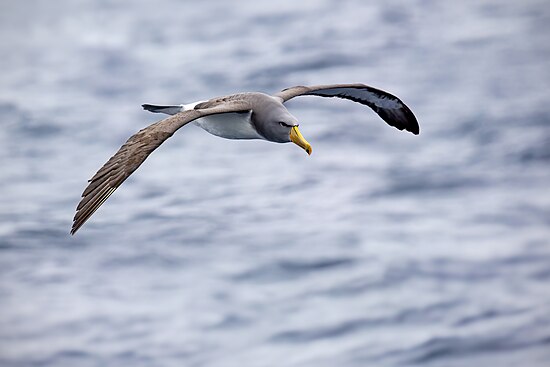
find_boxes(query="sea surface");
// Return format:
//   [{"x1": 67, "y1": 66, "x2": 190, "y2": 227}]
[{"x1": 1, "y1": 1, "x2": 549, "y2": 366}]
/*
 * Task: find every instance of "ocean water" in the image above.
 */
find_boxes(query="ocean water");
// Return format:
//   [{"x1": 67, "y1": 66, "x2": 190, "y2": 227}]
[{"x1": 1, "y1": 0, "x2": 549, "y2": 366}]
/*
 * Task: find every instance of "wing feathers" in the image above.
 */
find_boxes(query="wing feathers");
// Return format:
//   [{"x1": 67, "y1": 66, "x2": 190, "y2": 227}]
[
  {"x1": 71, "y1": 103, "x2": 250, "y2": 234},
  {"x1": 275, "y1": 84, "x2": 419, "y2": 135}
]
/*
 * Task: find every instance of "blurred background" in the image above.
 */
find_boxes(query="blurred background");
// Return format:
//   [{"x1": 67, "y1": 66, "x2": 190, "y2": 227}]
[{"x1": 1, "y1": 0, "x2": 549, "y2": 366}]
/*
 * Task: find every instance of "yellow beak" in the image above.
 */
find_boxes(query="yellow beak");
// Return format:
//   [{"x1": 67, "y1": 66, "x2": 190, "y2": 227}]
[{"x1": 289, "y1": 126, "x2": 312, "y2": 155}]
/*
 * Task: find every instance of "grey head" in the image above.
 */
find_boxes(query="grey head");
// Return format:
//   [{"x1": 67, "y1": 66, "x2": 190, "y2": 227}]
[{"x1": 249, "y1": 93, "x2": 312, "y2": 154}]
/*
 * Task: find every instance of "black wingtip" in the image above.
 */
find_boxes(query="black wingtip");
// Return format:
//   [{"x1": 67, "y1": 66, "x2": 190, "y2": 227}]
[
  {"x1": 392, "y1": 100, "x2": 419, "y2": 135},
  {"x1": 408, "y1": 116, "x2": 420, "y2": 135},
  {"x1": 377, "y1": 103, "x2": 420, "y2": 136},
  {"x1": 406, "y1": 108, "x2": 420, "y2": 135}
]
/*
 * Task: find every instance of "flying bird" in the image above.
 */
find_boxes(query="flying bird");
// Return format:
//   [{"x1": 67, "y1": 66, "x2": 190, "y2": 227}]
[{"x1": 71, "y1": 83, "x2": 419, "y2": 234}]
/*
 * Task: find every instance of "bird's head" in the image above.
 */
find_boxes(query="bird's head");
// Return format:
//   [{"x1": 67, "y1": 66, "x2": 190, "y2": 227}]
[{"x1": 256, "y1": 104, "x2": 312, "y2": 155}]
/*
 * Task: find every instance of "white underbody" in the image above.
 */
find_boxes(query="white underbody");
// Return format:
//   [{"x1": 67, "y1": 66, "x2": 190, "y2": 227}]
[
  {"x1": 184, "y1": 102, "x2": 263, "y2": 140},
  {"x1": 193, "y1": 112, "x2": 262, "y2": 140}
]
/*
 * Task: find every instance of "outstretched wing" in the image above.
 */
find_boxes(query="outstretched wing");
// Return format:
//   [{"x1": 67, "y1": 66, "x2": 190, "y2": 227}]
[
  {"x1": 275, "y1": 84, "x2": 419, "y2": 135},
  {"x1": 71, "y1": 103, "x2": 250, "y2": 235}
]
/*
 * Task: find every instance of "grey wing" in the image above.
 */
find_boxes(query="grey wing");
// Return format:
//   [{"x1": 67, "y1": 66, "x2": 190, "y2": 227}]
[
  {"x1": 71, "y1": 103, "x2": 250, "y2": 234},
  {"x1": 274, "y1": 84, "x2": 419, "y2": 135}
]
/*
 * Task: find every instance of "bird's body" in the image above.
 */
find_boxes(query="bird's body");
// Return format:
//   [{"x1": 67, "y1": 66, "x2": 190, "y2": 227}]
[
  {"x1": 192, "y1": 110, "x2": 259, "y2": 140},
  {"x1": 71, "y1": 83, "x2": 419, "y2": 234},
  {"x1": 191, "y1": 93, "x2": 290, "y2": 141},
  {"x1": 144, "y1": 92, "x2": 302, "y2": 142},
  {"x1": 145, "y1": 94, "x2": 262, "y2": 140}
]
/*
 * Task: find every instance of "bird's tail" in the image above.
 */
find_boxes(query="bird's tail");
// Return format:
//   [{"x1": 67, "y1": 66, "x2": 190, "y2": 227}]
[{"x1": 141, "y1": 104, "x2": 184, "y2": 115}]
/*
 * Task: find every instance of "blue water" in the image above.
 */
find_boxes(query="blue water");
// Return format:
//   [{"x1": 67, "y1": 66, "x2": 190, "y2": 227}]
[{"x1": 1, "y1": 1, "x2": 550, "y2": 366}]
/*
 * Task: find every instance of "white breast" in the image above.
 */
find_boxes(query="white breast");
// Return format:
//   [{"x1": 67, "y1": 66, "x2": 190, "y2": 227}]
[{"x1": 192, "y1": 111, "x2": 263, "y2": 140}]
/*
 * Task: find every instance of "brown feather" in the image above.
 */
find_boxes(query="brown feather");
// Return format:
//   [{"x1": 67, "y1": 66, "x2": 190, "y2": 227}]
[{"x1": 71, "y1": 102, "x2": 250, "y2": 234}]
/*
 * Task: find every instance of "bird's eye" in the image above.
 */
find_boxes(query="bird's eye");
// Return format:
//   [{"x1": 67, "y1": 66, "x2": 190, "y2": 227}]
[{"x1": 279, "y1": 122, "x2": 291, "y2": 128}]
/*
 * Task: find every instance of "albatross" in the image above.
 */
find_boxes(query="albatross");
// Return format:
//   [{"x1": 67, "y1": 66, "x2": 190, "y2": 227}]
[{"x1": 71, "y1": 83, "x2": 419, "y2": 234}]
